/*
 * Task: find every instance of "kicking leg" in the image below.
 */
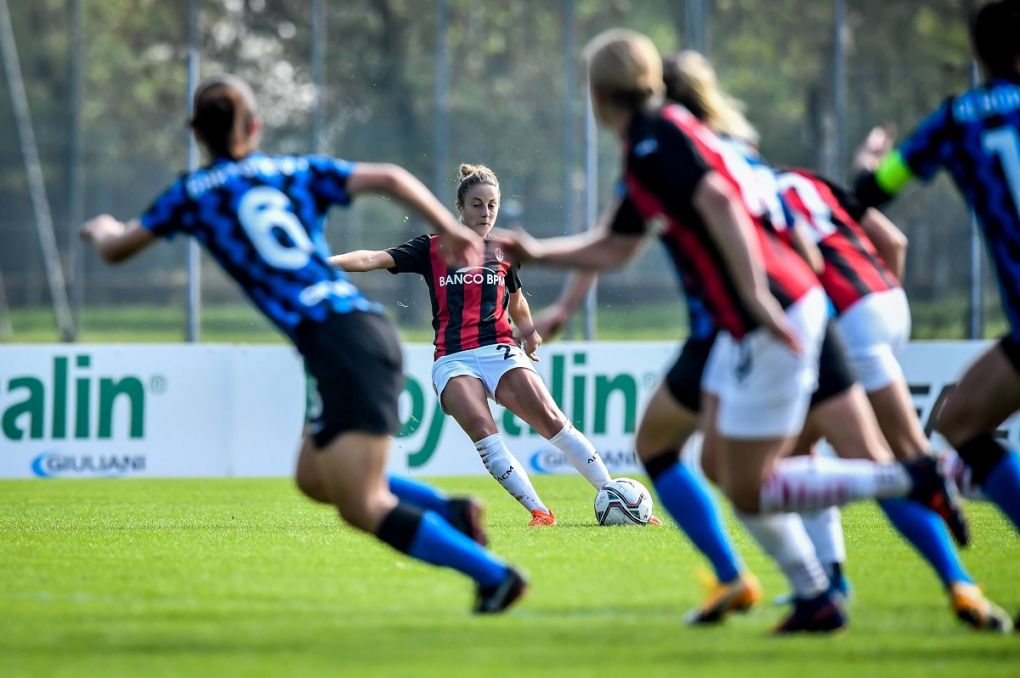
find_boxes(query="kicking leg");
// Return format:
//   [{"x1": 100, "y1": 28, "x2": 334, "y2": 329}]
[{"x1": 496, "y1": 367, "x2": 612, "y2": 490}]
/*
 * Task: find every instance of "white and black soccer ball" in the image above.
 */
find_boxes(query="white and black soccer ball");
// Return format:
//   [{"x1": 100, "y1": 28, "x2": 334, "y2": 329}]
[{"x1": 594, "y1": 478, "x2": 653, "y2": 526}]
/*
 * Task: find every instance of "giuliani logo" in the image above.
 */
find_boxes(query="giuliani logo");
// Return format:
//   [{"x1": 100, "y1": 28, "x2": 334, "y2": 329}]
[{"x1": 31, "y1": 451, "x2": 147, "y2": 478}]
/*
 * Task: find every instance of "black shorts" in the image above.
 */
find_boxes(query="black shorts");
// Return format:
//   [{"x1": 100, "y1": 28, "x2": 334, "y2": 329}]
[
  {"x1": 808, "y1": 320, "x2": 856, "y2": 409},
  {"x1": 664, "y1": 333, "x2": 717, "y2": 412},
  {"x1": 663, "y1": 322, "x2": 855, "y2": 414},
  {"x1": 295, "y1": 311, "x2": 403, "y2": 448}
]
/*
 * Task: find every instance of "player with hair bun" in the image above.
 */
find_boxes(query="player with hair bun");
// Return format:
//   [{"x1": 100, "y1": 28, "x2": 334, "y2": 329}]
[
  {"x1": 80, "y1": 75, "x2": 528, "y2": 614},
  {"x1": 332, "y1": 163, "x2": 637, "y2": 527}
]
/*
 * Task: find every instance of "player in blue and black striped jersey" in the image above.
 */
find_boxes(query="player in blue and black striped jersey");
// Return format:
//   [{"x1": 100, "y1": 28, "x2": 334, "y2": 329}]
[
  {"x1": 853, "y1": 0, "x2": 1020, "y2": 551},
  {"x1": 80, "y1": 75, "x2": 527, "y2": 613}
]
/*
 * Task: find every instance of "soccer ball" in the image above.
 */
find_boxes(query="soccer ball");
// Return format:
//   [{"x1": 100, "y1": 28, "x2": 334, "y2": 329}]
[{"x1": 594, "y1": 478, "x2": 653, "y2": 526}]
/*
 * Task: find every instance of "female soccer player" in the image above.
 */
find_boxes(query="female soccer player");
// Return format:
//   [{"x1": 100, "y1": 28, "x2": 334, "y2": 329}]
[
  {"x1": 79, "y1": 75, "x2": 526, "y2": 614},
  {"x1": 658, "y1": 48, "x2": 1008, "y2": 630},
  {"x1": 852, "y1": 1, "x2": 1020, "y2": 552},
  {"x1": 332, "y1": 163, "x2": 618, "y2": 526},
  {"x1": 497, "y1": 29, "x2": 964, "y2": 633}
]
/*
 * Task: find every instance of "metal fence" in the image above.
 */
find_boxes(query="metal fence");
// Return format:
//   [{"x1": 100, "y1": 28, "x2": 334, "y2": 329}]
[{"x1": 0, "y1": 0, "x2": 999, "y2": 342}]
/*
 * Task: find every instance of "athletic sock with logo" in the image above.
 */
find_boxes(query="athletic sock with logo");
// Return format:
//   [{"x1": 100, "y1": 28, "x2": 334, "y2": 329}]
[
  {"x1": 878, "y1": 497, "x2": 973, "y2": 586},
  {"x1": 736, "y1": 511, "x2": 828, "y2": 599},
  {"x1": 548, "y1": 422, "x2": 612, "y2": 489},
  {"x1": 798, "y1": 507, "x2": 846, "y2": 577},
  {"x1": 375, "y1": 502, "x2": 507, "y2": 587},
  {"x1": 388, "y1": 475, "x2": 453, "y2": 519},
  {"x1": 760, "y1": 455, "x2": 911, "y2": 513},
  {"x1": 645, "y1": 452, "x2": 742, "y2": 583},
  {"x1": 474, "y1": 433, "x2": 547, "y2": 513}
]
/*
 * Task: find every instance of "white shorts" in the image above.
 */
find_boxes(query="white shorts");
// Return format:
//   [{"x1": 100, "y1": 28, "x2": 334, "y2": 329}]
[
  {"x1": 702, "y1": 287, "x2": 828, "y2": 439},
  {"x1": 431, "y1": 343, "x2": 536, "y2": 411},
  {"x1": 836, "y1": 288, "x2": 910, "y2": 392}
]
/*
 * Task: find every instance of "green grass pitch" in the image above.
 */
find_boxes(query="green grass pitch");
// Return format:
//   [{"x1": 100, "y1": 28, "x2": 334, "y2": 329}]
[{"x1": 1, "y1": 476, "x2": 1018, "y2": 677}]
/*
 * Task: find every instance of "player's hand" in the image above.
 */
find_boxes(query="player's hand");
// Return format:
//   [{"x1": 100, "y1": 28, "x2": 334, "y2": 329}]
[
  {"x1": 532, "y1": 304, "x2": 569, "y2": 341},
  {"x1": 439, "y1": 223, "x2": 484, "y2": 268},
  {"x1": 521, "y1": 330, "x2": 542, "y2": 361},
  {"x1": 80, "y1": 214, "x2": 126, "y2": 244},
  {"x1": 853, "y1": 123, "x2": 896, "y2": 172},
  {"x1": 489, "y1": 227, "x2": 542, "y2": 264},
  {"x1": 763, "y1": 311, "x2": 803, "y2": 355}
]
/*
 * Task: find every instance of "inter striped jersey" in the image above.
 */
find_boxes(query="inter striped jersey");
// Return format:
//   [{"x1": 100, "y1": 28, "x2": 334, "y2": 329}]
[
  {"x1": 610, "y1": 103, "x2": 818, "y2": 340},
  {"x1": 780, "y1": 169, "x2": 898, "y2": 313},
  {"x1": 140, "y1": 152, "x2": 378, "y2": 339},
  {"x1": 387, "y1": 234, "x2": 521, "y2": 358},
  {"x1": 857, "y1": 76, "x2": 1020, "y2": 331}
]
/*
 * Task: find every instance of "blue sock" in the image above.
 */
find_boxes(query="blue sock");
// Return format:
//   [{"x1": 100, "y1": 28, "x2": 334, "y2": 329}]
[
  {"x1": 408, "y1": 510, "x2": 507, "y2": 587},
  {"x1": 878, "y1": 498, "x2": 972, "y2": 587},
  {"x1": 388, "y1": 475, "x2": 452, "y2": 521},
  {"x1": 982, "y1": 452, "x2": 1020, "y2": 532},
  {"x1": 652, "y1": 462, "x2": 742, "y2": 583}
]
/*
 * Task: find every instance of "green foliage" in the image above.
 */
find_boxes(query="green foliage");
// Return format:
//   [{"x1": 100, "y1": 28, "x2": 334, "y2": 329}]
[
  {"x1": 1, "y1": 476, "x2": 1018, "y2": 676},
  {"x1": 0, "y1": 1, "x2": 989, "y2": 329}
]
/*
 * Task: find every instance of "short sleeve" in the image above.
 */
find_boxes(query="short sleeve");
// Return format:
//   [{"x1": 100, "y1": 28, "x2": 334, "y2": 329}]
[
  {"x1": 608, "y1": 194, "x2": 648, "y2": 236},
  {"x1": 627, "y1": 120, "x2": 711, "y2": 216},
  {"x1": 139, "y1": 179, "x2": 191, "y2": 240},
  {"x1": 507, "y1": 264, "x2": 522, "y2": 293},
  {"x1": 896, "y1": 99, "x2": 955, "y2": 183},
  {"x1": 307, "y1": 155, "x2": 356, "y2": 207},
  {"x1": 386, "y1": 234, "x2": 432, "y2": 275}
]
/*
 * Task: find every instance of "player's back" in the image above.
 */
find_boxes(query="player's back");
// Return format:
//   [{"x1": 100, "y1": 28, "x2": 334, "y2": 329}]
[
  {"x1": 906, "y1": 79, "x2": 1020, "y2": 245},
  {"x1": 141, "y1": 152, "x2": 377, "y2": 338}
]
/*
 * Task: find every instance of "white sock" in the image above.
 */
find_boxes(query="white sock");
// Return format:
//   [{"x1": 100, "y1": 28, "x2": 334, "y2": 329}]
[
  {"x1": 761, "y1": 455, "x2": 911, "y2": 513},
  {"x1": 799, "y1": 507, "x2": 846, "y2": 566},
  {"x1": 474, "y1": 433, "x2": 547, "y2": 513},
  {"x1": 548, "y1": 422, "x2": 612, "y2": 489},
  {"x1": 940, "y1": 448, "x2": 986, "y2": 501},
  {"x1": 737, "y1": 511, "x2": 829, "y2": 599}
]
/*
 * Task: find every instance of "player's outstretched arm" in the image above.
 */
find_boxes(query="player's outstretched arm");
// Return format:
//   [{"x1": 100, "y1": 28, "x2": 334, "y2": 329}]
[
  {"x1": 492, "y1": 203, "x2": 645, "y2": 271},
  {"x1": 346, "y1": 163, "x2": 481, "y2": 267},
  {"x1": 860, "y1": 208, "x2": 908, "y2": 280},
  {"x1": 694, "y1": 171, "x2": 801, "y2": 354},
  {"x1": 329, "y1": 250, "x2": 396, "y2": 272},
  {"x1": 80, "y1": 215, "x2": 156, "y2": 264}
]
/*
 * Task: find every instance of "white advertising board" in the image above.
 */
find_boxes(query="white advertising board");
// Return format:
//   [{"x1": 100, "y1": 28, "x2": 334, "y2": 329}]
[{"x1": 0, "y1": 340, "x2": 1012, "y2": 479}]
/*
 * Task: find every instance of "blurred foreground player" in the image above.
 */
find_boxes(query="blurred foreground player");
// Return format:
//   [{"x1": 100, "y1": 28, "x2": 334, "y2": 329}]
[
  {"x1": 854, "y1": 0, "x2": 1020, "y2": 545},
  {"x1": 79, "y1": 75, "x2": 526, "y2": 614}
]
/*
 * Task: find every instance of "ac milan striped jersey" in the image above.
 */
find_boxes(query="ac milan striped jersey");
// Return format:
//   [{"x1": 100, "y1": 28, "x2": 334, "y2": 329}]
[
  {"x1": 609, "y1": 103, "x2": 818, "y2": 340},
  {"x1": 779, "y1": 169, "x2": 899, "y2": 314},
  {"x1": 387, "y1": 235, "x2": 521, "y2": 358}
]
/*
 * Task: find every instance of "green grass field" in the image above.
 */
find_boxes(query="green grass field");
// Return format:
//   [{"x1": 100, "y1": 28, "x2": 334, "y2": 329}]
[{"x1": 2, "y1": 476, "x2": 1017, "y2": 677}]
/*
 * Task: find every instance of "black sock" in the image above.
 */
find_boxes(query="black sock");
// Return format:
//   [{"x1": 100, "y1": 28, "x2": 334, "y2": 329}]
[
  {"x1": 642, "y1": 449, "x2": 681, "y2": 481},
  {"x1": 375, "y1": 502, "x2": 424, "y2": 554},
  {"x1": 955, "y1": 433, "x2": 1008, "y2": 486}
]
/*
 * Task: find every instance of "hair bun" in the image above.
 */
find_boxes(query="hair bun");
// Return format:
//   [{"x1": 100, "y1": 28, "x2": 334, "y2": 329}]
[{"x1": 459, "y1": 163, "x2": 481, "y2": 178}]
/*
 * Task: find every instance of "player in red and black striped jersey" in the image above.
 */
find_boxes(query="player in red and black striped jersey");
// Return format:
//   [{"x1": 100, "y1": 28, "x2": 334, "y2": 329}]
[
  {"x1": 498, "y1": 30, "x2": 968, "y2": 633},
  {"x1": 385, "y1": 233, "x2": 521, "y2": 359},
  {"x1": 661, "y1": 49, "x2": 1005, "y2": 631},
  {"x1": 332, "y1": 164, "x2": 618, "y2": 527}
]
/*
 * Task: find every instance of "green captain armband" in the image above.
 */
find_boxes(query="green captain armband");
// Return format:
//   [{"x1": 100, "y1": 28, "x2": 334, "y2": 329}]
[{"x1": 874, "y1": 150, "x2": 915, "y2": 195}]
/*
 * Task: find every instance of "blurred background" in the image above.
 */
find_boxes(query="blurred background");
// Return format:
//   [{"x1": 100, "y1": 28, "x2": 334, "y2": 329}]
[{"x1": 0, "y1": 0, "x2": 998, "y2": 344}]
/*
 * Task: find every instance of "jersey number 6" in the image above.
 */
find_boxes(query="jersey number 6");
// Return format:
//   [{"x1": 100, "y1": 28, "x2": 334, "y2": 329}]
[{"x1": 238, "y1": 186, "x2": 315, "y2": 270}]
